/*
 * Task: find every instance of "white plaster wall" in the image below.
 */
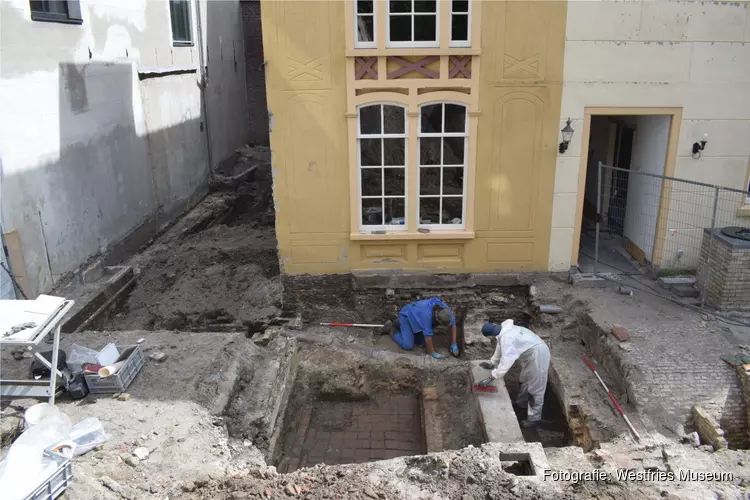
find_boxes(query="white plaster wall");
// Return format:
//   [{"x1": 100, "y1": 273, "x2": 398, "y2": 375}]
[
  {"x1": 0, "y1": 0, "x2": 249, "y2": 295},
  {"x1": 623, "y1": 115, "x2": 671, "y2": 261},
  {"x1": 549, "y1": 0, "x2": 750, "y2": 271}
]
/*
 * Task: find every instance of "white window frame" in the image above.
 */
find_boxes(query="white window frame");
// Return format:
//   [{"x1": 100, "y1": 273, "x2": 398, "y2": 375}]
[
  {"x1": 169, "y1": 0, "x2": 194, "y2": 47},
  {"x1": 354, "y1": 0, "x2": 377, "y2": 49},
  {"x1": 357, "y1": 103, "x2": 409, "y2": 233},
  {"x1": 417, "y1": 102, "x2": 468, "y2": 231},
  {"x1": 386, "y1": 0, "x2": 440, "y2": 49},
  {"x1": 449, "y1": 0, "x2": 471, "y2": 48}
]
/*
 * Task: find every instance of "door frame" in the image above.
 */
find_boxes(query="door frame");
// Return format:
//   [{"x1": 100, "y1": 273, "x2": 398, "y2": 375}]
[{"x1": 570, "y1": 106, "x2": 683, "y2": 267}]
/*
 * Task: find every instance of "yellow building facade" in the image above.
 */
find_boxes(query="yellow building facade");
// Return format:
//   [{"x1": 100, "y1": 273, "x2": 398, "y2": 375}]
[{"x1": 261, "y1": 0, "x2": 567, "y2": 275}]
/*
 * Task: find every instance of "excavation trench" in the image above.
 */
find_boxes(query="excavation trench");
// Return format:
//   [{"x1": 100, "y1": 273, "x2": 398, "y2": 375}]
[{"x1": 269, "y1": 347, "x2": 486, "y2": 473}]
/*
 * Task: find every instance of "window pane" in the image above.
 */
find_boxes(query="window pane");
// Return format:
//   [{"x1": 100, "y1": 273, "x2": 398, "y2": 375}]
[
  {"x1": 385, "y1": 198, "x2": 406, "y2": 225},
  {"x1": 420, "y1": 167, "x2": 441, "y2": 195},
  {"x1": 360, "y1": 139, "x2": 382, "y2": 166},
  {"x1": 451, "y1": 14, "x2": 468, "y2": 41},
  {"x1": 419, "y1": 138, "x2": 441, "y2": 165},
  {"x1": 414, "y1": 15, "x2": 437, "y2": 41},
  {"x1": 383, "y1": 106, "x2": 405, "y2": 134},
  {"x1": 443, "y1": 167, "x2": 464, "y2": 194},
  {"x1": 390, "y1": 0, "x2": 411, "y2": 13},
  {"x1": 384, "y1": 139, "x2": 406, "y2": 166},
  {"x1": 357, "y1": 16, "x2": 375, "y2": 42},
  {"x1": 444, "y1": 104, "x2": 466, "y2": 132},
  {"x1": 361, "y1": 168, "x2": 382, "y2": 196},
  {"x1": 443, "y1": 137, "x2": 465, "y2": 165},
  {"x1": 359, "y1": 105, "x2": 381, "y2": 134},
  {"x1": 170, "y1": 0, "x2": 192, "y2": 43},
  {"x1": 390, "y1": 15, "x2": 411, "y2": 41},
  {"x1": 452, "y1": 0, "x2": 469, "y2": 13},
  {"x1": 415, "y1": 0, "x2": 437, "y2": 12},
  {"x1": 443, "y1": 197, "x2": 463, "y2": 224},
  {"x1": 362, "y1": 199, "x2": 383, "y2": 225},
  {"x1": 420, "y1": 104, "x2": 442, "y2": 133},
  {"x1": 384, "y1": 168, "x2": 405, "y2": 196},
  {"x1": 420, "y1": 197, "x2": 440, "y2": 224},
  {"x1": 357, "y1": 0, "x2": 374, "y2": 14}
]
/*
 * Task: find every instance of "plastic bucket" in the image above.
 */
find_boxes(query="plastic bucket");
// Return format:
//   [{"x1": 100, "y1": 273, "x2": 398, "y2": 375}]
[{"x1": 24, "y1": 403, "x2": 58, "y2": 427}]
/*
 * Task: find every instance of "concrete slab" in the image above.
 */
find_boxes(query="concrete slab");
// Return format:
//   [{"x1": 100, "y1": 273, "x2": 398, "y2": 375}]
[{"x1": 470, "y1": 361, "x2": 524, "y2": 443}]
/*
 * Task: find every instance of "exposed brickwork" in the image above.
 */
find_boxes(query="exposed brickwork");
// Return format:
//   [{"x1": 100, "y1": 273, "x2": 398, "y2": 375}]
[
  {"x1": 697, "y1": 230, "x2": 750, "y2": 311},
  {"x1": 240, "y1": 0, "x2": 270, "y2": 146},
  {"x1": 581, "y1": 315, "x2": 747, "y2": 448},
  {"x1": 692, "y1": 406, "x2": 729, "y2": 450},
  {"x1": 277, "y1": 394, "x2": 424, "y2": 472},
  {"x1": 736, "y1": 367, "x2": 750, "y2": 446}
]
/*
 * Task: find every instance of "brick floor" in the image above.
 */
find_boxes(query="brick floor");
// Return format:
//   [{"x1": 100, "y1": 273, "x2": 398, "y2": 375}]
[{"x1": 278, "y1": 394, "x2": 424, "y2": 472}]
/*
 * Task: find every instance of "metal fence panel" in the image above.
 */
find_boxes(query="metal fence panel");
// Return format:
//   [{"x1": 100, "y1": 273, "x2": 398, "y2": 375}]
[{"x1": 595, "y1": 162, "x2": 750, "y2": 310}]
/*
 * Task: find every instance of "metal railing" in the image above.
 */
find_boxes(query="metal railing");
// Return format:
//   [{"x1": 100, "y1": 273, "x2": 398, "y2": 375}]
[{"x1": 592, "y1": 161, "x2": 750, "y2": 308}]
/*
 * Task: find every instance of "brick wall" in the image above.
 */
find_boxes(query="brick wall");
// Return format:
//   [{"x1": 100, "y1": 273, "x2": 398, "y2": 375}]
[
  {"x1": 241, "y1": 0, "x2": 270, "y2": 146},
  {"x1": 697, "y1": 231, "x2": 750, "y2": 311}
]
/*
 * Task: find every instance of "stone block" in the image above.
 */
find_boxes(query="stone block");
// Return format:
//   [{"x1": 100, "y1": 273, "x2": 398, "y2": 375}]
[
  {"x1": 611, "y1": 326, "x2": 630, "y2": 342},
  {"x1": 692, "y1": 406, "x2": 728, "y2": 450}
]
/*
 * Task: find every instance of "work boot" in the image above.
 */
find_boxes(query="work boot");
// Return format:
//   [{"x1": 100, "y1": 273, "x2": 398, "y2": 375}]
[
  {"x1": 379, "y1": 320, "x2": 393, "y2": 335},
  {"x1": 520, "y1": 419, "x2": 540, "y2": 428}
]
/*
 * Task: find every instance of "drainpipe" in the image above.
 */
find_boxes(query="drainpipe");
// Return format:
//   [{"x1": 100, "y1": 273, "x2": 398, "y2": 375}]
[{"x1": 194, "y1": 0, "x2": 213, "y2": 170}]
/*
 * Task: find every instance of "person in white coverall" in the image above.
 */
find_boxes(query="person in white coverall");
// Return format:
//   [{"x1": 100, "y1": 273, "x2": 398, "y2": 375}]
[{"x1": 476, "y1": 319, "x2": 550, "y2": 428}]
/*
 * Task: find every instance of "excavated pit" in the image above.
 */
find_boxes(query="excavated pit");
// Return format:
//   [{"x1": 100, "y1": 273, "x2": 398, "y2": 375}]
[{"x1": 268, "y1": 347, "x2": 486, "y2": 473}]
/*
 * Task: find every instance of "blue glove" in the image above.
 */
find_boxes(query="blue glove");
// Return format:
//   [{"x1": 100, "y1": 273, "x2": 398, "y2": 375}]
[
  {"x1": 450, "y1": 343, "x2": 459, "y2": 357},
  {"x1": 431, "y1": 352, "x2": 444, "y2": 360}
]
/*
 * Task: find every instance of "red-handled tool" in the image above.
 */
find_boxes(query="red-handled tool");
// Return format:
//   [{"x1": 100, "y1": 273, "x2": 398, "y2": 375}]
[
  {"x1": 583, "y1": 353, "x2": 641, "y2": 442},
  {"x1": 320, "y1": 322, "x2": 385, "y2": 328}
]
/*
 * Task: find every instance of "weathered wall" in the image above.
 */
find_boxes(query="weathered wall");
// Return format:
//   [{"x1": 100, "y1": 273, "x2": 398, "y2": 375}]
[
  {"x1": 549, "y1": 0, "x2": 750, "y2": 271},
  {"x1": 0, "y1": 0, "x2": 249, "y2": 296},
  {"x1": 263, "y1": 0, "x2": 567, "y2": 276},
  {"x1": 205, "y1": 0, "x2": 251, "y2": 163},
  {"x1": 241, "y1": 0, "x2": 270, "y2": 146}
]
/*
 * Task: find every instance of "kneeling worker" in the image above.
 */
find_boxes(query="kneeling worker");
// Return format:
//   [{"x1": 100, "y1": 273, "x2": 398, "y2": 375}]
[
  {"x1": 380, "y1": 298, "x2": 458, "y2": 359},
  {"x1": 477, "y1": 319, "x2": 550, "y2": 427}
]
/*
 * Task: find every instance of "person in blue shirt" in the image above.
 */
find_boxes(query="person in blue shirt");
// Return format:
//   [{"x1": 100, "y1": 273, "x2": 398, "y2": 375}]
[{"x1": 379, "y1": 298, "x2": 459, "y2": 359}]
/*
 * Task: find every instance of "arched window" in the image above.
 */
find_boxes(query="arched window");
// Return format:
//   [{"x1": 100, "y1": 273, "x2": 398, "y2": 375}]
[
  {"x1": 418, "y1": 102, "x2": 467, "y2": 228},
  {"x1": 357, "y1": 104, "x2": 407, "y2": 229}
]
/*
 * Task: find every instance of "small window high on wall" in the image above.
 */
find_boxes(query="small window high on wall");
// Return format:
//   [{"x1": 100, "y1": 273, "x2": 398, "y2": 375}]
[
  {"x1": 356, "y1": 1, "x2": 376, "y2": 47},
  {"x1": 388, "y1": 0, "x2": 438, "y2": 47},
  {"x1": 358, "y1": 104, "x2": 408, "y2": 229},
  {"x1": 169, "y1": 0, "x2": 193, "y2": 46},
  {"x1": 418, "y1": 103, "x2": 467, "y2": 228}
]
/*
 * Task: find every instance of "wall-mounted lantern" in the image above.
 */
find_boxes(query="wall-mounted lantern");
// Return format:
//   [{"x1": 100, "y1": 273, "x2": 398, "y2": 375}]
[
  {"x1": 559, "y1": 118, "x2": 574, "y2": 154},
  {"x1": 692, "y1": 133, "x2": 708, "y2": 159}
]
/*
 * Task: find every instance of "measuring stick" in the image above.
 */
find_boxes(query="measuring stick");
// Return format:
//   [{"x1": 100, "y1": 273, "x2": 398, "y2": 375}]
[
  {"x1": 583, "y1": 353, "x2": 641, "y2": 442},
  {"x1": 319, "y1": 322, "x2": 385, "y2": 328}
]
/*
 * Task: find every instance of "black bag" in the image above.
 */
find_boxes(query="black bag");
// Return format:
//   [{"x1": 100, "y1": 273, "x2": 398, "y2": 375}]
[
  {"x1": 30, "y1": 350, "x2": 68, "y2": 379},
  {"x1": 68, "y1": 373, "x2": 89, "y2": 400}
]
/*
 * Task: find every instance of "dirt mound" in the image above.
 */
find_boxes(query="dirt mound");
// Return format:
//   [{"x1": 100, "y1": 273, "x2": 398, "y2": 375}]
[{"x1": 105, "y1": 154, "x2": 281, "y2": 332}]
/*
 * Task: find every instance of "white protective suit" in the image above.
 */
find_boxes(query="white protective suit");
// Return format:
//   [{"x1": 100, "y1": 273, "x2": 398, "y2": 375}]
[{"x1": 489, "y1": 319, "x2": 551, "y2": 422}]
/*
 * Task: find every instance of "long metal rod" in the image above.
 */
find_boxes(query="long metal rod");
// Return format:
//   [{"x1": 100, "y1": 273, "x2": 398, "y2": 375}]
[
  {"x1": 583, "y1": 353, "x2": 641, "y2": 441},
  {"x1": 594, "y1": 161, "x2": 602, "y2": 275},
  {"x1": 320, "y1": 322, "x2": 385, "y2": 328},
  {"x1": 601, "y1": 164, "x2": 749, "y2": 194},
  {"x1": 701, "y1": 187, "x2": 720, "y2": 308},
  {"x1": 1, "y1": 261, "x2": 28, "y2": 299}
]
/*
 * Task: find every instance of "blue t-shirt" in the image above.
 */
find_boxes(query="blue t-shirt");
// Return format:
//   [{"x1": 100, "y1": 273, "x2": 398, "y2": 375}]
[{"x1": 401, "y1": 298, "x2": 455, "y2": 337}]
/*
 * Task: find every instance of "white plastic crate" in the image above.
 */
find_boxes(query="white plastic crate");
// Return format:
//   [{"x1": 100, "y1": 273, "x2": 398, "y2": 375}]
[
  {"x1": 25, "y1": 450, "x2": 72, "y2": 500},
  {"x1": 83, "y1": 344, "x2": 145, "y2": 394}
]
